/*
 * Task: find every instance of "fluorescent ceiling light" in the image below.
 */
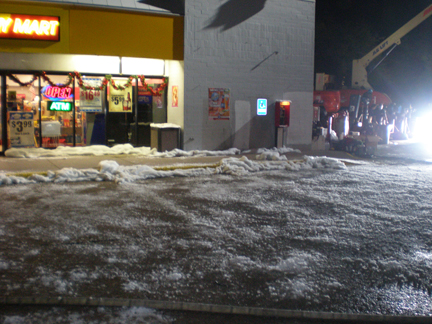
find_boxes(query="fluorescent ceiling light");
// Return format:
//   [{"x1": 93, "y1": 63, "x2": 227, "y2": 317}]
[
  {"x1": 71, "y1": 55, "x2": 120, "y2": 74},
  {"x1": 121, "y1": 57, "x2": 165, "y2": 76}
]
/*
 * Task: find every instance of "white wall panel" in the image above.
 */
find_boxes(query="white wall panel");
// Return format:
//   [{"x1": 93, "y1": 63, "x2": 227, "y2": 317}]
[
  {"x1": 233, "y1": 100, "x2": 251, "y2": 150},
  {"x1": 184, "y1": 0, "x2": 315, "y2": 150}
]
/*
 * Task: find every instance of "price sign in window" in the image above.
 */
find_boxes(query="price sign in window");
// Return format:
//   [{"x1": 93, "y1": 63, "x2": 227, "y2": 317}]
[
  {"x1": 8, "y1": 112, "x2": 35, "y2": 148},
  {"x1": 80, "y1": 78, "x2": 103, "y2": 112},
  {"x1": 109, "y1": 81, "x2": 132, "y2": 113}
]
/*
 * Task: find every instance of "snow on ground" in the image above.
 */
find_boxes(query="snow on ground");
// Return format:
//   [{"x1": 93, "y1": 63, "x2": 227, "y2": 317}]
[
  {"x1": 0, "y1": 144, "x2": 346, "y2": 185},
  {"x1": 2, "y1": 143, "x2": 432, "y2": 322},
  {"x1": 1, "y1": 158, "x2": 432, "y2": 321}
]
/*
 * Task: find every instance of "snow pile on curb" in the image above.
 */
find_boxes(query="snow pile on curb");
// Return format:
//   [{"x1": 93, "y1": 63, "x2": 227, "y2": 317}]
[
  {"x1": 4, "y1": 144, "x2": 155, "y2": 158},
  {"x1": 286, "y1": 156, "x2": 347, "y2": 171},
  {"x1": 153, "y1": 147, "x2": 241, "y2": 158},
  {"x1": 0, "y1": 156, "x2": 347, "y2": 186},
  {"x1": 257, "y1": 146, "x2": 301, "y2": 154},
  {"x1": 4, "y1": 144, "x2": 241, "y2": 159},
  {"x1": 256, "y1": 146, "x2": 301, "y2": 161}
]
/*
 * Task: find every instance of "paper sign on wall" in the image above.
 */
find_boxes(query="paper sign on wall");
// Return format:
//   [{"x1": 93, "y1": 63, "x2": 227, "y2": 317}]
[
  {"x1": 208, "y1": 88, "x2": 230, "y2": 120},
  {"x1": 172, "y1": 86, "x2": 178, "y2": 107}
]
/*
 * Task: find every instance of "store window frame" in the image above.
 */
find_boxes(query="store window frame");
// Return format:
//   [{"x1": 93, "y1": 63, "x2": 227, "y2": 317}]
[{"x1": 0, "y1": 70, "x2": 168, "y2": 154}]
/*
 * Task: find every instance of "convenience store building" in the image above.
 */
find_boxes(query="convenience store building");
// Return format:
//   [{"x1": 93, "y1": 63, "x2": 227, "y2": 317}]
[{"x1": 0, "y1": 0, "x2": 315, "y2": 154}]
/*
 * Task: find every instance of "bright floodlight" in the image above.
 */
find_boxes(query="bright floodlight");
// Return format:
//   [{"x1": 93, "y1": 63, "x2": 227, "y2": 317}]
[
  {"x1": 412, "y1": 111, "x2": 432, "y2": 153},
  {"x1": 413, "y1": 112, "x2": 432, "y2": 142}
]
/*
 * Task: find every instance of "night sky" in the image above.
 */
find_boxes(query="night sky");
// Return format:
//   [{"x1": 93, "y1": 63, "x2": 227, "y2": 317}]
[{"x1": 315, "y1": 0, "x2": 432, "y2": 108}]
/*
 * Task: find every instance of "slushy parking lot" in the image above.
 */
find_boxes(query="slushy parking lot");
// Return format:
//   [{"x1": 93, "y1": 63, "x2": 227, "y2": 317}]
[{"x1": 1, "y1": 144, "x2": 432, "y2": 322}]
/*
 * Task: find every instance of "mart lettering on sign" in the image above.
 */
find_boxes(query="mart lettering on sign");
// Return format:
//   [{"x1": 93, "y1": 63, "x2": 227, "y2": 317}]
[
  {"x1": 0, "y1": 14, "x2": 60, "y2": 41},
  {"x1": 8, "y1": 112, "x2": 35, "y2": 148}
]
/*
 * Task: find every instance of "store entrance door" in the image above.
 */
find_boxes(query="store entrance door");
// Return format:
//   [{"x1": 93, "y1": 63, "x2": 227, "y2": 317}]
[
  {"x1": 105, "y1": 77, "x2": 167, "y2": 147},
  {"x1": 105, "y1": 78, "x2": 134, "y2": 146},
  {"x1": 106, "y1": 112, "x2": 132, "y2": 146},
  {"x1": 130, "y1": 88, "x2": 152, "y2": 147}
]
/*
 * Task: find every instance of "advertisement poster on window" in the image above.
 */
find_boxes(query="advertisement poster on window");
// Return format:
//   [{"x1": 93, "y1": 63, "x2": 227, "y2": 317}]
[
  {"x1": 7, "y1": 91, "x2": 17, "y2": 101},
  {"x1": 172, "y1": 86, "x2": 178, "y2": 107},
  {"x1": 154, "y1": 96, "x2": 163, "y2": 109},
  {"x1": 80, "y1": 78, "x2": 103, "y2": 112},
  {"x1": 208, "y1": 88, "x2": 230, "y2": 120},
  {"x1": 8, "y1": 111, "x2": 35, "y2": 148},
  {"x1": 7, "y1": 90, "x2": 18, "y2": 111},
  {"x1": 109, "y1": 82, "x2": 132, "y2": 113},
  {"x1": 138, "y1": 95, "x2": 152, "y2": 106}
]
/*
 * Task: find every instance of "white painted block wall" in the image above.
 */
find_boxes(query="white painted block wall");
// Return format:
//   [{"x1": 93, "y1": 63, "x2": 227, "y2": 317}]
[{"x1": 184, "y1": 0, "x2": 315, "y2": 150}]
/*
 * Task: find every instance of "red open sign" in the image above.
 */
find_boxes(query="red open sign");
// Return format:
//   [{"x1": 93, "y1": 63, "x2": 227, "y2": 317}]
[{"x1": 43, "y1": 85, "x2": 72, "y2": 100}]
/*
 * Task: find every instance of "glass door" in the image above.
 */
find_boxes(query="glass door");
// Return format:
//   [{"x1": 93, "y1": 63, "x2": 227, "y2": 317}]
[
  {"x1": 131, "y1": 77, "x2": 167, "y2": 147},
  {"x1": 77, "y1": 76, "x2": 106, "y2": 146},
  {"x1": 106, "y1": 77, "x2": 134, "y2": 146}
]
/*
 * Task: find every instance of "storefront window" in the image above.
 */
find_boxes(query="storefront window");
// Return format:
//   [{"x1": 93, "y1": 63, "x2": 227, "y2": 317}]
[
  {"x1": 1, "y1": 72, "x2": 168, "y2": 152},
  {"x1": 40, "y1": 74, "x2": 77, "y2": 148},
  {"x1": 6, "y1": 74, "x2": 39, "y2": 150}
]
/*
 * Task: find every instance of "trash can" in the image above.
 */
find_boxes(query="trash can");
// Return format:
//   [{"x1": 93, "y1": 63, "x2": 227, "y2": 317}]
[{"x1": 150, "y1": 123, "x2": 181, "y2": 152}]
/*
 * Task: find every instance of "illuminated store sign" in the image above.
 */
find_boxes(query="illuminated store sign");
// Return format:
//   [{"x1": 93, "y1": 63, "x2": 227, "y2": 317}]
[
  {"x1": 0, "y1": 14, "x2": 60, "y2": 41},
  {"x1": 47, "y1": 101, "x2": 72, "y2": 112},
  {"x1": 42, "y1": 85, "x2": 73, "y2": 101}
]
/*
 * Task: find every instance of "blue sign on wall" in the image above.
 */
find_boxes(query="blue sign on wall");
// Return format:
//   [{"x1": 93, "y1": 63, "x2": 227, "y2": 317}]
[{"x1": 257, "y1": 98, "x2": 267, "y2": 116}]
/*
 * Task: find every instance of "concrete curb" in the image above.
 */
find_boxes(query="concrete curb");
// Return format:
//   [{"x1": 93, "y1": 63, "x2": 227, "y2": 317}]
[{"x1": 1, "y1": 296, "x2": 431, "y2": 322}]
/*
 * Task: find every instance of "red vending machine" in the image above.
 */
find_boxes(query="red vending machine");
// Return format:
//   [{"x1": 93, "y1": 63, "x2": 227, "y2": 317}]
[{"x1": 275, "y1": 100, "x2": 291, "y2": 127}]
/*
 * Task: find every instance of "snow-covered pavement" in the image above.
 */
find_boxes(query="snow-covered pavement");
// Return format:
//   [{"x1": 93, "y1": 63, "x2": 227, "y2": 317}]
[{"x1": 1, "y1": 142, "x2": 432, "y2": 323}]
